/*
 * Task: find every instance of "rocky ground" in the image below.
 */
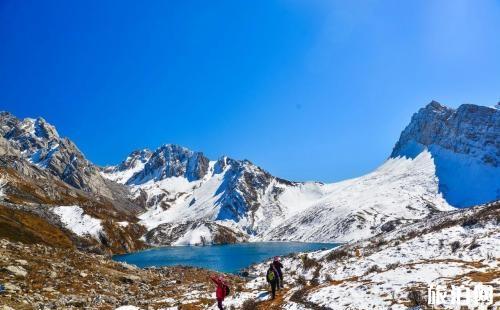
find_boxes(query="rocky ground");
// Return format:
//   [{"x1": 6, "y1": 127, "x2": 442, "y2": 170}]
[{"x1": 0, "y1": 238, "x2": 248, "y2": 309}]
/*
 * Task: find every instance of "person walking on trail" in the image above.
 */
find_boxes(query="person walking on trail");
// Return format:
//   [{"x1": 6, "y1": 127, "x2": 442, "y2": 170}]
[
  {"x1": 210, "y1": 274, "x2": 229, "y2": 310},
  {"x1": 266, "y1": 263, "x2": 280, "y2": 300},
  {"x1": 273, "y1": 256, "x2": 284, "y2": 289}
]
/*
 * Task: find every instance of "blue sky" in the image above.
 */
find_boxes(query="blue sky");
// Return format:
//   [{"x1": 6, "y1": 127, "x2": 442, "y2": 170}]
[{"x1": 0, "y1": 1, "x2": 499, "y2": 182}]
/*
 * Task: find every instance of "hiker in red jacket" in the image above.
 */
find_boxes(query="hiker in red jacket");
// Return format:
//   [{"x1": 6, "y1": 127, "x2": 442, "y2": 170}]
[{"x1": 210, "y1": 274, "x2": 228, "y2": 310}]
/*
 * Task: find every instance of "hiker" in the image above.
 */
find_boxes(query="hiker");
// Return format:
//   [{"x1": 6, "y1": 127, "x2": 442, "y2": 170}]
[
  {"x1": 266, "y1": 263, "x2": 279, "y2": 300},
  {"x1": 273, "y1": 256, "x2": 284, "y2": 289},
  {"x1": 210, "y1": 274, "x2": 228, "y2": 310}
]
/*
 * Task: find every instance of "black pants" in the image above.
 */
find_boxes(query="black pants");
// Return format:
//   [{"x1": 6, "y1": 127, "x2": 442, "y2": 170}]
[
  {"x1": 270, "y1": 281, "x2": 277, "y2": 299},
  {"x1": 278, "y1": 272, "x2": 284, "y2": 288},
  {"x1": 217, "y1": 298, "x2": 223, "y2": 310}
]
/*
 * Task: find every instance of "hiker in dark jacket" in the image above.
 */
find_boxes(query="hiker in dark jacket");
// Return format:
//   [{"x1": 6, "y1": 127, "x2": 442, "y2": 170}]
[
  {"x1": 210, "y1": 274, "x2": 228, "y2": 310},
  {"x1": 273, "y1": 256, "x2": 284, "y2": 289},
  {"x1": 266, "y1": 263, "x2": 279, "y2": 300}
]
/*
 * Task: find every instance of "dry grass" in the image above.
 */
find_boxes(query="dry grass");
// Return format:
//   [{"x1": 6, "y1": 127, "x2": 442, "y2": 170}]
[
  {"x1": 0, "y1": 239, "x2": 246, "y2": 309},
  {"x1": 0, "y1": 204, "x2": 73, "y2": 248},
  {"x1": 464, "y1": 269, "x2": 500, "y2": 283}
]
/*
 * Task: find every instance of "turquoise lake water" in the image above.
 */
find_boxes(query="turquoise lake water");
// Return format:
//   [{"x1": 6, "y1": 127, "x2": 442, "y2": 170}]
[{"x1": 113, "y1": 242, "x2": 339, "y2": 273}]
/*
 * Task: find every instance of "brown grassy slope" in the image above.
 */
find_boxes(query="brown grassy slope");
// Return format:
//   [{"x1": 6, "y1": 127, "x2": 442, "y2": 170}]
[
  {"x1": 0, "y1": 204, "x2": 73, "y2": 248},
  {"x1": 0, "y1": 159, "x2": 147, "y2": 254}
]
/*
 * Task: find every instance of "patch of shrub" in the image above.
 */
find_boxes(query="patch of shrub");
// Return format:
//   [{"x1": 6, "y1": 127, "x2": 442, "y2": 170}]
[
  {"x1": 310, "y1": 267, "x2": 321, "y2": 286},
  {"x1": 468, "y1": 238, "x2": 480, "y2": 250},
  {"x1": 312, "y1": 267, "x2": 320, "y2": 279},
  {"x1": 301, "y1": 255, "x2": 320, "y2": 270},
  {"x1": 407, "y1": 288, "x2": 424, "y2": 306},
  {"x1": 372, "y1": 238, "x2": 387, "y2": 247},
  {"x1": 241, "y1": 299, "x2": 259, "y2": 310},
  {"x1": 367, "y1": 265, "x2": 380, "y2": 273},
  {"x1": 462, "y1": 217, "x2": 478, "y2": 228},
  {"x1": 296, "y1": 275, "x2": 307, "y2": 286},
  {"x1": 290, "y1": 287, "x2": 308, "y2": 303},
  {"x1": 325, "y1": 249, "x2": 350, "y2": 262},
  {"x1": 380, "y1": 220, "x2": 399, "y2": 232},
  {"x1": 450, "y1": 241, "x2": 461, "y2": 253},
  {"x1": 325, "y1": 273, "x2": 333, "y2": 282},
  {"x1": 386, "y1": 262, "x2": 400, "y2": 270}
]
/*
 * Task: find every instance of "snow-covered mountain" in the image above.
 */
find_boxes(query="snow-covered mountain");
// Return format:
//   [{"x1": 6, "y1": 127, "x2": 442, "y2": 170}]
[
  {"x1": 263, "y1": 150, "x2": 452, "y2": 242},
  {"x1": 102, "y1": 149, "x2": 308, "y2": 244},
  {"x1": 1, "y1": 101, "x2": 496, "y2": 248},
  {"x1": 101, "y1": 101, "x2": 498, "y2": 245},
  {"x1": 391, "y1": 101, "x2": 499, "y2": 207},
  {"x1": 102, "y1": 149, "x2": 153, "y2": 184},
  {"x1": 265, "y1": 102, "x2": 499, "y2": 242}
]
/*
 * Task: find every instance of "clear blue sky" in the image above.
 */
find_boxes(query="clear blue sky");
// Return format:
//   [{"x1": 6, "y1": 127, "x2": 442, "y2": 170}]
[{"x1": 1, "y1": 1, "x2": 499, "y2": 182}]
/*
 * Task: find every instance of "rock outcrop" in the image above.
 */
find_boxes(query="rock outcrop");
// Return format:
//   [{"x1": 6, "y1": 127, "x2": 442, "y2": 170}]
[
  {"x1": 0, "y1": 112, "x2": 113, "y2": 198},
  {"x1": 126, "y1": 144, "x2": 210, "y2": 184},
  {"x1": 391, "y1": 101, "x2": 499, "y2": 206}
]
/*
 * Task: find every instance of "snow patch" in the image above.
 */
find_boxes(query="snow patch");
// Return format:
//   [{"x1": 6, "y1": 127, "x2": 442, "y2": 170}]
[
  {"x1": 0, "y1": 177, "x2": 7, "y2": 199},
  {"x1": 117, "y1": 221, "x2": 129, "y2": 227},
  {"x1": 172, "y1": 223, "x2": 213, "y2": 246},
  {"x1": 53, "y1": 206, "x2": 103, "y2": 239}
]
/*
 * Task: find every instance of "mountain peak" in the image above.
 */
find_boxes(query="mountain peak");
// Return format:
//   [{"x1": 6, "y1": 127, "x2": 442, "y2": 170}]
[
  {"x1": 125, "y1": 144, "x2": 210, "y2": 184},
  {"x1": 391, "y1": 102, "x2": 499, "y2": 207},
  {"x1": 0, "y1": 111, "x2": 112, "y2": 196},
  {"x1": 426, "y1": 100, "x2": 448, "y2": 110}
]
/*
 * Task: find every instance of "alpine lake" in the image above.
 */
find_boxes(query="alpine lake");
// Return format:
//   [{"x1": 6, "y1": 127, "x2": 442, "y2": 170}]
[{"x1": 113, "y1": 242, "x2": 339, "y2": 273}]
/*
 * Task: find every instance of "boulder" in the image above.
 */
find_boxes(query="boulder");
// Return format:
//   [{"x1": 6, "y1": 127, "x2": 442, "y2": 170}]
[{"x1": 4, "y1": 265, "x2": 27, "y2": 277}]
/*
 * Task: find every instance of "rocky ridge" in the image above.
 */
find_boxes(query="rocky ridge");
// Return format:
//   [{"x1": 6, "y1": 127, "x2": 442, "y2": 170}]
[
  {"x1": 391, "y1": 101, "x2": 499, "y2": 206},
  {"x1": 0, "y1": 112, "x2": 114, "y2": 198}
]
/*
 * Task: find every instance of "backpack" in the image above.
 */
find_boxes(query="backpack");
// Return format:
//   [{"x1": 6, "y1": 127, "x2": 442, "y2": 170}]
[
  {"x1": 267, "y1": 269, "x2": 275, "y2": 282},
  {"x1": 224, "y1": 284, "x2": 230, "y2": 296}
]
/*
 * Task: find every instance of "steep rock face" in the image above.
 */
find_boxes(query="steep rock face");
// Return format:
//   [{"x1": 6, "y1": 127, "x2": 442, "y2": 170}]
[
  {"x1": 213, "y1": 157, "x2": 293, "y2": 232},
  {"x1": 0, "y1": 112, "x2": 113, "y2": 198},
  {"x1": 391, "y1": 101, "x2": 499, "y2": 207},
  {"x1": 391, "y1": 101, "x2": 498, "y2": 166},
  {"x1": 126, "y1": 144, "x2": 210, "y2": 184}
]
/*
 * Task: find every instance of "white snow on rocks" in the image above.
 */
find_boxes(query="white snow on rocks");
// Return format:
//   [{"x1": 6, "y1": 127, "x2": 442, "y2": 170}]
[
  {"x1": 52, "y1": 206, "x2": 103, "y2": 239},
  {"x1": 117, "y1": 221, "x2": 129, "y2": 227},
  {"x1": 0, "y1": 176, "x2": 7, "y2": 199},
  {"x1": 172, "y1": 223, "x2": 212, "y2": 246},
  {"x1": 227, "y1": 202, "x2": 499, "y2": 310},
  {"x1": 114, "y1": 306, "x2": 142, "y2": 310},
  {"x1": 263, "y1": 150, "x2": 453, "y2": 242},
  {"x1": 106, "y1": 148, "x2": 454, "y2": 246}
]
